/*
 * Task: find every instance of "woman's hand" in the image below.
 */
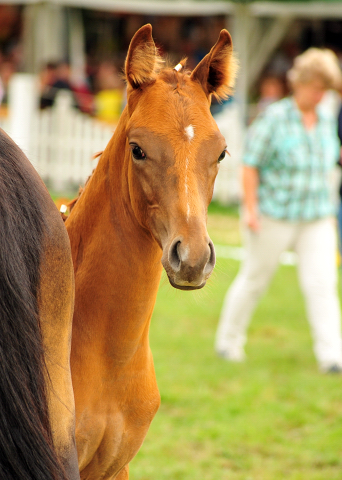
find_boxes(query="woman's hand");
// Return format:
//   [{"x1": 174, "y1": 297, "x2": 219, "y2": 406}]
[{"x1": 245, "y1": 210, "x2": 260, "y2": 232}]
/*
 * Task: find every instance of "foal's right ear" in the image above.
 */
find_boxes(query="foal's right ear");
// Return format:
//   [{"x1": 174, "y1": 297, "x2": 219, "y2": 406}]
[{"x1": 125, "y1": 24, "x2": 163, "y2": 90}]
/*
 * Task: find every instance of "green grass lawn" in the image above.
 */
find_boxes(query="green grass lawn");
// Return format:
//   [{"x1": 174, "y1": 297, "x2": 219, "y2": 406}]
[{"x1": 129, "y1": 206, "x2": 342, "y2": 480}]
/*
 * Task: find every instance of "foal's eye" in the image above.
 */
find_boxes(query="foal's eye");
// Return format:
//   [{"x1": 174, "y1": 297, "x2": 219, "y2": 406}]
[
  {"x1": 218, "y1": 150, "x2": 226, "y2": 163},
  {"x1": 131, "y1": 145, "x2": 146, "y2": 161}
]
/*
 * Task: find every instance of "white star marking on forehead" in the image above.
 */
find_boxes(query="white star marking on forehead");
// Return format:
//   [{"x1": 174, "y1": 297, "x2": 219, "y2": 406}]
[{"x1": 184, "y1": 125, "x2": 195, "y2": 141}]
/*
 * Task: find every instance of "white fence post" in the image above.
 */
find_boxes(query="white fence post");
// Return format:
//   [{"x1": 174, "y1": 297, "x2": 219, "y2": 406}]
[
  {"x1": 8, "y1": 73, "x2": 38, "y2": 156},
  {"x1": 52, "y1": 90, "x2": 75, "y2": 191}
]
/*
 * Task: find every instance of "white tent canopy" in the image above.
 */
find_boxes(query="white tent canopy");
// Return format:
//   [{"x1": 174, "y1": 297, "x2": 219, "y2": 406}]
[
  {"x1": 2, "y1": 0, "x2": 234, "y2": 14},
  {"x1": 3, "y1": 0, "x2": 342, "y2": 17}
]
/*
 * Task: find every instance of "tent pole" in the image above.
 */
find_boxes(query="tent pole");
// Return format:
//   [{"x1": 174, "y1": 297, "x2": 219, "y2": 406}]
[{"x1": 22, "y1": 4, "x2": 65, "y2": 74}]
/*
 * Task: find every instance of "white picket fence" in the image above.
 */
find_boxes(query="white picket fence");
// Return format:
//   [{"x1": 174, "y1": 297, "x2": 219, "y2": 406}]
[
  {"x1": 31, "y1": 92, "x2": 114, "y2": 191},
  {"x1": 0, "y1": 87, "x2": 114, "y2": 192}
]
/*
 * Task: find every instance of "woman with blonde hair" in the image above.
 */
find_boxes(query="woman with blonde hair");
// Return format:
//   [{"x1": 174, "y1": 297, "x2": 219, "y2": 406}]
[{"x1": 215, "y1": 48, "x2": 342, "y2": 373}]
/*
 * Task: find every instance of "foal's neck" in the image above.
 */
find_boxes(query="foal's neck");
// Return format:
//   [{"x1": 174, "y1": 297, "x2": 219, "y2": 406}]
[{"x1": 67, "y1": 116, "x2": 163, "y2": 355}]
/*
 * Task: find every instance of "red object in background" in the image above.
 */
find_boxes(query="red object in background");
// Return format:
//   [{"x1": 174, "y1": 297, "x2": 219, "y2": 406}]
[{"x1": 72, "y1": 84, "x2": 94, "y2": 114}]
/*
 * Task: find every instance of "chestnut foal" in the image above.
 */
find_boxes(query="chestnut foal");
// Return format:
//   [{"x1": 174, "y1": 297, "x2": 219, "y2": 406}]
[{"x1": 66, "y1": 24, "x2": 237, "y2": 479}]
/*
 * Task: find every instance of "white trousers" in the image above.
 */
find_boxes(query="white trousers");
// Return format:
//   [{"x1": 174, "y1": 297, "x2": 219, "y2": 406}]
[{"x1": 215, "y1": 216, "x2": 342, "y2": 369}]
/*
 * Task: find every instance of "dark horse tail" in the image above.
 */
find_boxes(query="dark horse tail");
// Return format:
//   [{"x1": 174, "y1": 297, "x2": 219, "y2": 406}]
[{"x1": 0, "y1": 132, "x2": 68, "y2": 479}]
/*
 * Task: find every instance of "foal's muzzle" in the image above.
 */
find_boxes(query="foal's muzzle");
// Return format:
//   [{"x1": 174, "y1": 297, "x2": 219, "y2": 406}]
[{"x1": 162, "y1": 235, "x2": 216, "y2": 290}]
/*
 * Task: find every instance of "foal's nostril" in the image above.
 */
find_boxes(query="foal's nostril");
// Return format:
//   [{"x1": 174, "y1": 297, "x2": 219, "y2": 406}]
[
  {"x1": 169, "y1": 240, "x2": 181, "y2": 271},
  {"x1": 204, "y1": 240, "x2": 216, "y2": 274}
]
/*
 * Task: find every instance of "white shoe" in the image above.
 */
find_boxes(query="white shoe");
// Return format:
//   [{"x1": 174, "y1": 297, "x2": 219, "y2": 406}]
[
  {"x1": 216, "y1": 347, "x2": 246, "y2": 362},
  {"x1": 320, "y1": 363, "x2": 342, "y2": 374}
]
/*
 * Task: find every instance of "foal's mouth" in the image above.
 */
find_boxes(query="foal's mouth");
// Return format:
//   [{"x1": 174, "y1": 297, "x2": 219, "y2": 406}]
[{"x1": 168, "y1": 277, "x2": 206, "y2": 291}]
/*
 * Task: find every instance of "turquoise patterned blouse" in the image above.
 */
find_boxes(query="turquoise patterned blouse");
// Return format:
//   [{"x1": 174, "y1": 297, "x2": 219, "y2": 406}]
[{"x1": 243, "y1": 97, "x2": 339, "y2": 220}]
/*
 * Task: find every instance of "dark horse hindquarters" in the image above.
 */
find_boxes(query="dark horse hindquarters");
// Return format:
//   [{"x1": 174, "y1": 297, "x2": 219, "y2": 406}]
[{"x1": 0, "y1": 129, "x2": 79, "y2": 480}]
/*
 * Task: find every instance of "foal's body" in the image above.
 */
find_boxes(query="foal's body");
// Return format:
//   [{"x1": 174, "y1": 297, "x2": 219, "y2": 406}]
[
  {"x1": 67, "y1": 25, "x2": 237, "y2": 479},
  {"x1": 68, "y1": 133, "x2": 162, "y2": 478}
]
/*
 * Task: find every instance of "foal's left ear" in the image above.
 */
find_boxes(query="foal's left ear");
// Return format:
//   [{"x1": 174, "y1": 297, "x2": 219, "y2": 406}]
[
  {"x1": 125, "y1": 24, "x2": 163, "y2": 90},
  {"x1": 190, "y1": 29, "x2": 238, "y2": 101}
]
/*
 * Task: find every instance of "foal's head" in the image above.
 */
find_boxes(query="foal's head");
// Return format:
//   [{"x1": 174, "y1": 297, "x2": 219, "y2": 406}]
[{"x1": 124, "y1": 24, "x2": 237, "y2": 290}]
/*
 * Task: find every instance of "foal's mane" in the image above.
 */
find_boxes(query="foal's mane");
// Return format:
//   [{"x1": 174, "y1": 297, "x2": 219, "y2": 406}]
[{"x1": 0, "y1": 130, "x2": 67, "y2": 479}]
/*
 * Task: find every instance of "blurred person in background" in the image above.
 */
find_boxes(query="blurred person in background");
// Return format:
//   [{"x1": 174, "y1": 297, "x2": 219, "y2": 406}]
[
  {"x1": 0, "y1": 75, "x2": 3, "y2": 106},
  {"x1": 39, "y1": 61, "x2": 80, "y2": 110},
  {"x1": 94, "y1": 60, "x2": 125, "y2": 124},
  {"x1": 215, "y1": 48, "x2": 342, "y2": 374},
  {"x1": 257, "y1": 74, "x2": 285, "y2": 113},
  {"x1": 0, "y1": 58, "x2": 15, "y2": 105},
  {"x1": 336, "y1": 101, "x2": 342, "y2": 258},
  {"x1": 39, "y1": 61, "x2": 58, "y2": 108}
]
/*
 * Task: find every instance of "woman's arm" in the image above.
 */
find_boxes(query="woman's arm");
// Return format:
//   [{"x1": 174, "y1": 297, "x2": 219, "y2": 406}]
[{"x1": 242, "y1": 165, "x2": 260, "y2": 231}]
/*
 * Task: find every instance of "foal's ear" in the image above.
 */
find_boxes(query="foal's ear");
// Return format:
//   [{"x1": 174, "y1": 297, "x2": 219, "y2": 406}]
[
  {"x1": 190, "y1": 29, "x2": 238, "y2": 101},
  {"x1": 125, "y1": 24, "x2": 163, "y2": 89}
]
